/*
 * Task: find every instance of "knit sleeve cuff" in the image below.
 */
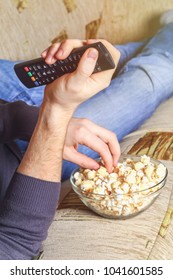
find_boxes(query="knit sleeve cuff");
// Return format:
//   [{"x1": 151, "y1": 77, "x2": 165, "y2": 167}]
[{"x1": 4, "y1": 172, "x2": 61, "y2": 215}]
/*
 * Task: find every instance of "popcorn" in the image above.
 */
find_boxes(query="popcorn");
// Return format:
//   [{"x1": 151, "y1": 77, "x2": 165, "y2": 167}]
[
  {"x1": 141, "y1": 155, "x2": 151, "y2": 165},
  {"x1": 145, "y1": 165, "x2": 155, "y2": 180},
  {"x1": 75, "y1": 179, "x2": 82, "y2": 186},
  {"x1": 73, "y1": 155, "x2": 167, "y2": 218},
  {"x1": 97, "y1": 166, "x2": 108, "y2": 177},
  {"x1": 134, "y1": 161, "x2": 144, "y2": 171},
  {"x1": 116, "y1": 188, "x2": 124, "y2": 195},
  {"x1": 95, "y1": 178, "x2": 102, "y2": 185},
  {"x1": 86, "y1": 170, "x2": 96, "y2": 180},
  {"x1": 125, "y1": 170, "x2": 137, "y2": 184},
  {"x1": 80, "y1": 180, "x2": 93, "y2": 192},
  {"x1": 74, "y1": 172, "x2": 84, "y2": 181},
  {"x1": 156, "y1": 163, "x2": 167, "y2": 178},
  {"x1": 121, "y1": 183, "x2": 130, "y2": 194}
]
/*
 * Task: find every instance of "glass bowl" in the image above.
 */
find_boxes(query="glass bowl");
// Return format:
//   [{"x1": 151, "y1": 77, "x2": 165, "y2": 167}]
[{"x1": 70, "y1": 155, "x2": 168, "y2": 219}]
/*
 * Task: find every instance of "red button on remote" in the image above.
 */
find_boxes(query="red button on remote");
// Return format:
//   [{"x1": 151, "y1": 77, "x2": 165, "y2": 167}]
[{"x1": 24, "y1": 67, "x2": 29, "y2": 72}]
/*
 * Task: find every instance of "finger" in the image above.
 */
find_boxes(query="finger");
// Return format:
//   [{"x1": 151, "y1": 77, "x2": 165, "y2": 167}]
[
  {"x1": 87, "y1": 39, "x2": 120, "y2": 66},
  {"x1": 63, "y1": 147, "x2": 100, "y2": 169},
  {"x1": 69, "y1": 48, "x2": 98, "y2": 88},
  {"x1": 87, "y1": 39, "x2": 120, "y2": 81},
  {"x1": 96, "y1": 129, "x2": 120, "y2": 166},
  {"x1": 41, "y1": 40, "x2": 85, "y2": 64},
  {"x1": 86, "y1": 39, "x2": 100, "y2": 44},
  {"x1": 83, "y1": 120, "x2": 121, "y2": 166},
  {"x1": 77, "y1": 129, "x2": 114, "y2": 173},
  {"x1": 55, "y1": 39, "x2": 84, "y2": 60},
  {"x1": 41, "y1": 48, "x2": 49, "y2": 58},
  {"x1": 43, "y1": 43, "x2": 61, "y2": 64}
]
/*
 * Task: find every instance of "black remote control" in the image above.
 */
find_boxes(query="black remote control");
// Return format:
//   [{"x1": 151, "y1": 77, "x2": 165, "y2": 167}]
[{"x1": 14, "y1": 42, "x2": 115, "y2": 88}]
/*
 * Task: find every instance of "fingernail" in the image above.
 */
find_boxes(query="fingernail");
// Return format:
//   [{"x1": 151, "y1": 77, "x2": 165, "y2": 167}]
[
  {"x1": 57, "y1": 48, "x2": 63, "y2": 57},
  {"x1": 93, "y1": 162, "x2": 100, "y2": 169},
  {"x1": 87, "y1": 49, "x2": 98, "y2": 60},
  {"x1": 45, "y1": 55, "x2": 52, "y2": 63}
]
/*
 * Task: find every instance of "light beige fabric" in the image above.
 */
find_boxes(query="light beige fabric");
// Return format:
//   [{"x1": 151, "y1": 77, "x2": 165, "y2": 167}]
[{"x1": 1, "y1": 0, "x2": 173, "y2": 60}]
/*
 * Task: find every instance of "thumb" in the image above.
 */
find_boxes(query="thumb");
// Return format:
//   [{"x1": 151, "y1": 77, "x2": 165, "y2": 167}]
[{"x1": 71, "y1": 48, "x2": 98, "y2": 86}]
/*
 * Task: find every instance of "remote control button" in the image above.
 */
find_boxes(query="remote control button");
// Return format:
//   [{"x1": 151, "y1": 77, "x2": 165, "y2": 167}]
[
  {"x1": 37, "y1": 72, "x2": 42, "y2": 78},
  {"x1": 31, "y1": 76, "x2": 36, "y2": 81},
  {"x1": 96, "y1": 65, "x2": 102, "y2": 72},
  {"x1": 68, "y1": 56, "x2": 73, "y2": 62},
  {"x1": 77, "y1": 54, "x2": 81, "y2": 60},
  {"x1": 64, "y1": 65, "x2": 69, "y2": 71},
  {"x1": 34, "y1": 81, "x2": 39, "y2": 86},
  {"x1": 37, "y1": 65, "x2": 42, "y2": 70},
  {"x1": 46, "y1": 70, "x2": 51, "y2": 75},
  {"x1": 43, "y1": 64, "x2": 48, "y2": 69},
  {"x1": 33, "y1": 65, "x2": 37, "y2": 71},
  {"x1": 72, "y1": 54, "x2": 77, "y2": 61},
  {"x1": 28, "y1": 72, "x2": 32, "y2": 77},
  {"x1": 24, "y1": 67, "x2": 29, "y2": 72}
]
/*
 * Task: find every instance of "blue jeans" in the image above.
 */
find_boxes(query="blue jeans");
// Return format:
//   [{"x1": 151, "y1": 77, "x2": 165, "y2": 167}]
[{"x1": 1, "y1": 23, "x2": 173, "y2": 181}]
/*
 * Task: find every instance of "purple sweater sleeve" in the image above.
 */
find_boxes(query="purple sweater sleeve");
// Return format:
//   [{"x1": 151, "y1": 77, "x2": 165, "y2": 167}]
[
  {"x1": 0, "y1": 101, "x2": 39, "y2": 142},
  {"x1": 0, "y1": 172, "x2": 61, "y2": 260}
]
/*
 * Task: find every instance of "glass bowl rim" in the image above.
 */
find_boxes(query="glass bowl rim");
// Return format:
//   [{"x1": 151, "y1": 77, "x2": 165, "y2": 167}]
[{"x1": 70, "y1": 154, "x2": 168, "y2": 197}]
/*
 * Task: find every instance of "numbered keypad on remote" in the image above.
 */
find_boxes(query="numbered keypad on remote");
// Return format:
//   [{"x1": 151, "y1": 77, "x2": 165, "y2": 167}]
[{"x1": 14, "y1": 42, "x2": 115, "y2": 88}]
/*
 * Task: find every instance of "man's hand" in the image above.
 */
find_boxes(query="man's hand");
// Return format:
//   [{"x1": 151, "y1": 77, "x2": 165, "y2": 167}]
[
  {"x1": 64, "y1": 118, "x2": 120, "y2": 172},
  {"x1": 18, "y1": 39, "x2": 120, "y2": 180},
  {"x1": 42, "y1": 39, "x2": 120, "y2": 110},
  {"x1": 41, "y1": 39, "x2": 121, "y2": 172}
]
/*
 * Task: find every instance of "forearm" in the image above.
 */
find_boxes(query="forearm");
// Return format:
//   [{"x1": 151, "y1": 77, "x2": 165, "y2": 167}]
[
  {"x1": 0, "y1": 99, "x2": 74, "y2": 259},
  {"x1": 18, "y1": 98, "x2": 74, "y2": 181}
]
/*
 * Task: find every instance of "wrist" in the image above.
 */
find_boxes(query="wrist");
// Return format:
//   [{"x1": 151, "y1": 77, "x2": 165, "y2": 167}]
[
  {"x1": 18, "y1": 99, "x2": 73, "y2": 181},
  {"x1": 39, "y1": 98, "x2": 74, "y2": 131},
  {"x1": 43, "y1": 87, "x2": 78, "y2": 114}
]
